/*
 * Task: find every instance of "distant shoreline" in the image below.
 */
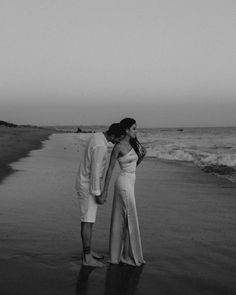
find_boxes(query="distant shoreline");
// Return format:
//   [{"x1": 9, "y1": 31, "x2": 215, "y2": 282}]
[{"x1": 0, "y1": 126, "x2": 56, "y2": 184}]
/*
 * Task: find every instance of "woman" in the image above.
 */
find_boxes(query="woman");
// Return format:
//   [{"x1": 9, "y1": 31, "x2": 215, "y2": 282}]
[{"x1": 99, "y1": 118, "x2": 146, "y2": 266}]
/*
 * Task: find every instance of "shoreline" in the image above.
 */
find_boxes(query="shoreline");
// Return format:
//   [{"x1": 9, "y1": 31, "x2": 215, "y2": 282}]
[
  {"x1": 1, "y1": 125, "x2": 234, "y2": 187},
  {"x1": 0, "y1": 126, "x2": 56, "y2": 183}
]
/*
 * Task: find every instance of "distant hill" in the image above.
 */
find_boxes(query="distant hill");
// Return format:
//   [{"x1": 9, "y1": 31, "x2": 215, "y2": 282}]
[{"x1": 0, "y1": 120, "x2": 18, "y2": 128}]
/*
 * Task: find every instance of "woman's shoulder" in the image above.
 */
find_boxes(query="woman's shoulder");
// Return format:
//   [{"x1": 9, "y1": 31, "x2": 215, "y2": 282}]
[
  {"x1": 112, "y1": 142, "x2": 126, "y2": 154},
  {"x1": 116, "y1": 141, "x2": 132, "y2": 154},
  {"x1": 110, "y1": 143, "x2": 123, "y2": 159},
  {"x1": 113, "y1": 142, "x2": 123, "y2": 152}
]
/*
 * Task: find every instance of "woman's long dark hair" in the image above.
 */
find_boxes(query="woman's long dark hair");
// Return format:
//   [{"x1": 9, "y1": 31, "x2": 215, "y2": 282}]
[{"x1": 120, "y1": 118, "x2": 145, "y2": 164}]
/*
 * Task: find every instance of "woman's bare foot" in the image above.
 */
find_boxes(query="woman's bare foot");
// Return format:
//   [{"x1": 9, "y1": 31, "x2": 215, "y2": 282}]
[{"x1": 82, "y1": 254, "x2": 104, "y2": 267}]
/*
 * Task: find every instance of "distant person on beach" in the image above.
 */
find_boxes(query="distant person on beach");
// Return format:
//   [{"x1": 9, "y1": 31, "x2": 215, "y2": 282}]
[
  {"x1": 97, "y1": 118, "x2": 146, "y2": 266},
  {"x1": 75, "y1": 123, "x2": 123, "y2": 267}
]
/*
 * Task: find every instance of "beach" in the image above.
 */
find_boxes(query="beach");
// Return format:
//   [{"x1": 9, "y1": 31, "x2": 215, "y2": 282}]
[
  {"x1": 0, "y1": 132, "x2": 236, "y2": 295},
  {"x1": 0, "y1": 126, "x2": 54, "y2": 183}
]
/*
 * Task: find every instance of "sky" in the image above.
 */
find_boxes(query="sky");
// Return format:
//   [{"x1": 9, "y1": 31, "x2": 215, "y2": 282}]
[{"x1": 0, "y1": 0, "x2": 235, "y2": 127}]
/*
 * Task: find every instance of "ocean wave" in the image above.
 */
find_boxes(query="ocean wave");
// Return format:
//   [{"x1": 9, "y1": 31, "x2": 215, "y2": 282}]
[
  {"x1": 145, "y1": 144, "x2": 236, "y2": 182},
  {"x1": 146, "y1": 146, "x2": 195, "y2": 162}
]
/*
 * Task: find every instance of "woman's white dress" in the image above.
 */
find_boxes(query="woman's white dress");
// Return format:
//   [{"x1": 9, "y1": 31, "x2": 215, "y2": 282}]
[{"x1": 109, "y1": 148, "x2": 145, "y2": 266}]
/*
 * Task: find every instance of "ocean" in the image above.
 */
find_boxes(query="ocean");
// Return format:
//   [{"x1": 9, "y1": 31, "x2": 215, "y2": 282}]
[{"x1": 53, "y1": 126, "x2": 236, "y2": 183}]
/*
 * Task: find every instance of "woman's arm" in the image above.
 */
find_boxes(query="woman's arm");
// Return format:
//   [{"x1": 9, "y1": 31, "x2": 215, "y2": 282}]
[
  {"x1": 133, "y1": 137, "x2": 146, "y2": 166},
  {"x1": 137, "y1": 145, "x2": 147, "y2": 166}
]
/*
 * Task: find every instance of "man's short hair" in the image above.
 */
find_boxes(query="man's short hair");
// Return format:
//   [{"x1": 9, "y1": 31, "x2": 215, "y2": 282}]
[{"x1": 107, "y1": 123, "x2": 124, "y2": 138}]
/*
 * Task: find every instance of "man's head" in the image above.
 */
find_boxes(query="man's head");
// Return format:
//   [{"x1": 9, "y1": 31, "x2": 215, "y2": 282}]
[{"x1": 105, "y1": 123, "x2": 124, "y2": 144}]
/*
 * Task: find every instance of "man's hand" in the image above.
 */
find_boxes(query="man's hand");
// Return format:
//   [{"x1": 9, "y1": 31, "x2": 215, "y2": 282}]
[{"x1": 95, "y1": 195, "x2": 106, "y2": 205}]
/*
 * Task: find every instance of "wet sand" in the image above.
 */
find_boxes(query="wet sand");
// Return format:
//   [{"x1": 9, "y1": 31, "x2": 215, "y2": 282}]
[{"x1": 0, "y1": 133, "x2": 236, "y2": 295}]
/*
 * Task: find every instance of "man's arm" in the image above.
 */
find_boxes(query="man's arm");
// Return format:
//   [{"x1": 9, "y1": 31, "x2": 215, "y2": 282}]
[
  {"x1": 90, "y1": 145, "x2": 107, "y2": 196},
  {"x1": 97, "y1": 144, "x2": 120, "y2": 204}
]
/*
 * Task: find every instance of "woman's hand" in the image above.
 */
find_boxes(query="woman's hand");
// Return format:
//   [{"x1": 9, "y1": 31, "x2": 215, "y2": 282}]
[{"x1": 95, "y1": 192, "x2": 107, "y2": 205}]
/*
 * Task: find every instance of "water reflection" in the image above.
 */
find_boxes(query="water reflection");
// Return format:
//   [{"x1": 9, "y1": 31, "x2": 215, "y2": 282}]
[
  {"x1": 104, "y1": 264, "x2": 143, "y2": 295},
  {"x1": 76, "y1": 264, "x2": 143, "y2": 295},
  {"x1": 76, "y1": 265, "x2": 96, "y2": 295}
]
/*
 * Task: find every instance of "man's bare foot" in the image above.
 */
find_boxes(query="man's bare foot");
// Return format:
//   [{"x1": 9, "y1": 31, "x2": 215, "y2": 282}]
[
  {"x1": 91, "y1": 250, "x2": 104, "y2": 259},
  {"x1": 82, "y1": 254, "x2": 104, "y2": 267}
]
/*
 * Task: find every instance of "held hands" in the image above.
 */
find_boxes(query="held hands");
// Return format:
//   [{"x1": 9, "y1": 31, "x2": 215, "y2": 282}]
[{"x1": 95, "y1": 192, "x2": 107, "y2": 205}]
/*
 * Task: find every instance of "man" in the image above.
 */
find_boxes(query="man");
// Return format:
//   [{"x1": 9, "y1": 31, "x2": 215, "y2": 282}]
[{"x1": 75, "y1": 123, "x2": 123, "y2": 267}]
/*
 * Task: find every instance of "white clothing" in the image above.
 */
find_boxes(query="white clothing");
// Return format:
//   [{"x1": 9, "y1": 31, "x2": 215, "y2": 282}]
[
  {"x1": 109, "y1": 148, "x2": 145, "y2": 266},
  {"x1": 76, "y1": 132, "x2": 109, "y2": 222},
  {"x1": 77, "y1": 183, "x2": 98, "y2": 223}
]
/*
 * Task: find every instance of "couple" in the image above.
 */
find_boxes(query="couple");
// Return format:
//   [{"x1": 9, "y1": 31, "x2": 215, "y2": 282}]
[{"x1": 75, "y1": 118, "x2": 146, "y2": 267}]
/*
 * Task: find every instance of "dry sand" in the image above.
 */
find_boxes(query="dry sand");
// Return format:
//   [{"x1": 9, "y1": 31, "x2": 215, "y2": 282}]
[{"x1": 0, "y1": 133, "x2": 236, "y2": 295}]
